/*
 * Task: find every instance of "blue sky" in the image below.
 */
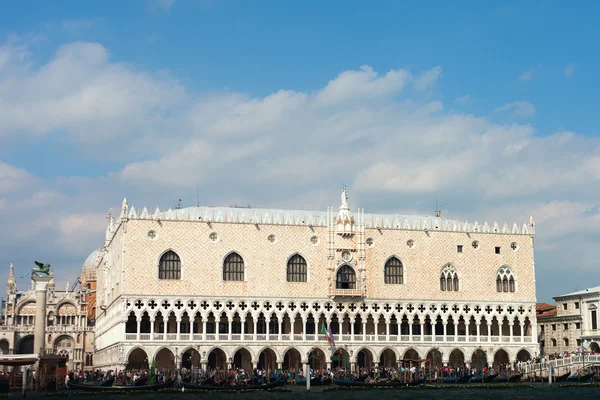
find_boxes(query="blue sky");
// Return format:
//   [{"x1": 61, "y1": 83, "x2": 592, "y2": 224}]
[{"x1": 0, "y1": 0, "x2": 599, "y2": 302}]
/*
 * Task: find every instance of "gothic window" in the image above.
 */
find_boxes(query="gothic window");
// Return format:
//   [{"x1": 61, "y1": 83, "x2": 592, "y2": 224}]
[
  {"x1": 336, "y1": 265, "x2": 356, "y2": 289},
  {"x1": 159, "y1": 250, "x2": 181, "y2": 280},
  {"x1": 384, "y1": 257, "x2": 403, "y2": 284},
  {"x1": 287, "y1": 254, "x2": 307, "y2": 282},
  {"x1": 440, "y1": 264, "x2": 459, "y2": 291},
  {"x1": 223, "y1": 252, "x2": 244, "y2": 281},
  {"x1": 496, "y1": 267, "x2": 516, "y2": 293}
]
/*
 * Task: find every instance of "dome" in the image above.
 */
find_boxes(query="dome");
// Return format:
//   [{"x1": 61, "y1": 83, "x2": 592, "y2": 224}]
[{"x1": 83, "y1": 249, "x2": 101, "y2": 269}]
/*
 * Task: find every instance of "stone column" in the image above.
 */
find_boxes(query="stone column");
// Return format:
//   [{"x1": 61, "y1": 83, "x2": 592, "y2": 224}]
[
  {"x1": 33, "y1": 275, "x2": 52, "y2": 362},
  {"x1": 302, "y1": 318, "x2": 307, "y2": 341},
  {"x1": 350, "y1": 319, "x2": 355, "y2": 341}
]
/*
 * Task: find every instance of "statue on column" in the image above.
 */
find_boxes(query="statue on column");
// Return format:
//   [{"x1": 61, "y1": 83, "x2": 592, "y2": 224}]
[{"x1": 22, "y1": 261, "x2": 51, "y2": 278}]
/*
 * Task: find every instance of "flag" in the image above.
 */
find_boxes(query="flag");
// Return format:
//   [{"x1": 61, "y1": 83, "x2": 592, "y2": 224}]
[
  {"x1": 327, "y1": 323, "x2": 335, "y2": 348},
  {"x1": 321, "y1": 322, "x2": 335, "y2": 347}
]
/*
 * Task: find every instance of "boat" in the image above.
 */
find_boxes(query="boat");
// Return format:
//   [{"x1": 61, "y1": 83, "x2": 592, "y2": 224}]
[
  {"x1": 295, "y1": 376, "x2": 331, "y2": 386},
  {"x1": 455, "y1": 375, "x2": 472, "y2": 384},
  {"x1": 333, "y1": 378, "x2": 400, "y2": 387},
  {"x1": 182, "y1": 378, "x2": 286, "y2": 391},
  {"x1": 440, "y1": 377, "x2": 457, "y2": 384},
  {"x1": 567, "y1": 371, "x2": 595, "y2": 382},
  {"x1": 469, "y1": 373, "x2": 498, "y2": 383},
  {"x1": 494, "y1": 376, "x2": 508, "y2": 383},
  {"x1": 554, "y1": 372, "x2": 571, "y2": 382},
  {"x1": 508, "y1": 374, "x2": 522, "y2": 383},
  {"x1": 67, "y1": 380, "x2": 173, "y2": 392},
  {"x1": 534, "y1": 376, "x2": 548, "y2": 383}
]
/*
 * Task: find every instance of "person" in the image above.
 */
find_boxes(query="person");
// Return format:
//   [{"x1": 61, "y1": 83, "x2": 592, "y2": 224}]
[{"x1": 64, "y1": 373, "x2": 70, "y2": 389}]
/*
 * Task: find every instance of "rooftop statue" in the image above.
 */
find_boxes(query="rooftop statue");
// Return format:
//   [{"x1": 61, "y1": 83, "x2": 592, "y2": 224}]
[
  {"x1": 341, "y1": 186, "x2": 348, "y2": 207},
  {"x1": 22, "y1": 261, "x2": 51, "y2": 278}
]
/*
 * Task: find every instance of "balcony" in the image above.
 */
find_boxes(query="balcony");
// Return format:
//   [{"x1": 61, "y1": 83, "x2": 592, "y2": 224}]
[{"x1": 329, "y1": 288, "x2": 365, "y2": 297}]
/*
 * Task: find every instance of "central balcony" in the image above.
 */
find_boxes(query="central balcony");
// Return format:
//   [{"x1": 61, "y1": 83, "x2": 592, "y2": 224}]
[{"x1": 329, "y1": 288, "x2": 365, "y2": 297}]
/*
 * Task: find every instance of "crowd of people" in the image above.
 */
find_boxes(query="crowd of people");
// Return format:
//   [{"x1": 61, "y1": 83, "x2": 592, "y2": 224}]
[{"x1": 53, "y1": 348, "x2": 600, "y2": 388}]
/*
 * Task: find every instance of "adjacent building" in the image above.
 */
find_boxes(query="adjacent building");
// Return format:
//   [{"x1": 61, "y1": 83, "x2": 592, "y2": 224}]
[
  {"x1": 537, "y1": 287, "x2": 600, "y2": 355},
  {"x1": 92, "y1": 187, "x2": 538, "y2": 372},
  {"x1": 0, "y1": 257, "x2": 97, "y2": 371}
]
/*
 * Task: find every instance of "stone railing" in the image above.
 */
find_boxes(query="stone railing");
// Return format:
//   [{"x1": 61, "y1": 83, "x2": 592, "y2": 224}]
[
  {"x1": 123, "y1": 332, "x2": 532, "y2": 344},
  {"x1": 522, "y1": 355, "x2": 600, "y2": 375}
]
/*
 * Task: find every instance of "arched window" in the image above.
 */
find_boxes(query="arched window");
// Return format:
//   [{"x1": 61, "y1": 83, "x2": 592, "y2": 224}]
[
  {"x1": 223, "y1": 252, "x2": 244, "y2": 281},
  {"x1": 496, "y1": 267, "x2": 516, "y2": 293},
  {"x1": 336, "y1": 265, "x2": 356, "y2": 289},
  {"x1": 440, "y1": 264, "x2": 459, "y2": 292},
  {"x1": 159, "y1": 250, "x2": 181, "y2": 280},
  {"x1": 384, "y1": 257, "x2": 403, "y2": 284},
  {"x1": 287, "y1": 254, "x2": 307, "y2": 282}
]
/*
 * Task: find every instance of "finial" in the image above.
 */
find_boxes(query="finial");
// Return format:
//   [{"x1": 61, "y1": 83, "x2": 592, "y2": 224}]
[
  {"x1": 8, "y1": 262, "x2": 14, "y2": 284},
  {"x1": 529, "y1": 214, "x2": 535, "y2": 227},
  {"x1": 122, "y1": 197, "x2": 128, "y2": 206},
  {"x1": 66, "y1": 280, "x2": 69, "y2": 292}
]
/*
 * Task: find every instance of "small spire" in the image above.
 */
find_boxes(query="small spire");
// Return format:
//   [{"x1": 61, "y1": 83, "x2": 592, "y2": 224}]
[
  {"x1": 122, "y1": 197, "x2": 128, "y2": 206},
  {"x1": 8, "y1": 262, "x2": 14, "y2": 284},
  {"x1": 66, "y1": 280, "x2": 69, "y2": 292},
  {"x1": 529, "y1": 214, "x2": 535, "y2": 227}
]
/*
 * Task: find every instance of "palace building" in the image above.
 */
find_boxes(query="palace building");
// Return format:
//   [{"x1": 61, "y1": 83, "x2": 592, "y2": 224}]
[
  {"x1": 92, "y1": 187, "x2": 538, "y2": 372},
  {"x1": 0, "y1": 258, "x2": 96, "y2": 371}
]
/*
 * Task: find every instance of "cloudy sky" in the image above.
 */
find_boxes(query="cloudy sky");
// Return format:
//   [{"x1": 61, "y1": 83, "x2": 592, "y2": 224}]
[{"x1": 1, "y1": 0, "x2": 599, "y2": 302}]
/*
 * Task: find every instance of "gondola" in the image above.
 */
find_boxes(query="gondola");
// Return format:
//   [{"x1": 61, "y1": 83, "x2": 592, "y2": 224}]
[
  {"x1": 554, "y1": 371, "x2": 571, "y2": 382},
  {"x1": 182, "y1": 377, "x2": 286, "y2": 391},
  {"x1": 333, "y1": 378, "x2": 400, "y2": 387},
  {"x1": 508, "y1": 373, "x2": 522, "y2": 383},
  {"x1": 469, "y1": 373, "x2": 498, "y2": 383},
  {"x1": 295, "y1": 376, "x2": 329, "y2": 386},
  {"x1": 455, "y1": 374, "x2": 472, "y2": 384},
  {"x1": 567, "y1": 371, "x2": 595, "y2": 382},
  {"x1": 67, "y1": 380, "x2": 173, "y2": 392},
  {"x1": 440, "y1": 377, "x2": 457, "y2": 384}
]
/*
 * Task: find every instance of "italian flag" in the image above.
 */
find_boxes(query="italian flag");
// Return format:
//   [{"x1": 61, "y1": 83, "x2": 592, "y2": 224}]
[{"x1": 321, "y1": 322, "x2": 335, "y2": 347}]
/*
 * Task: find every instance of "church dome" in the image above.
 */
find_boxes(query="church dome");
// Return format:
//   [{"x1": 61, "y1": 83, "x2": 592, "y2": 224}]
[{"x1": 83, "y1": 249, "x2": 101, "y2": 269}]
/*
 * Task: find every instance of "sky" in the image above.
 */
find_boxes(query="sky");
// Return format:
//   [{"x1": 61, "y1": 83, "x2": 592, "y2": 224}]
[{"x1": 0, "y1": 0, "x2": 599, "y2": 302}]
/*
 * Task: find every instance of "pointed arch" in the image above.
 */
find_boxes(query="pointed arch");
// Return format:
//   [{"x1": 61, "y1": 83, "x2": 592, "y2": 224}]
[
  {"x1": 384, "y1": 256, "x2": 403, "y2": 284},
  {"x1": 223, "y1": 252, "x2": 245, "y2": 281},
  {"x1": 158, "y1": 249, "x2": 181, "y2": 280},
  {"x1": 496, "y1": 266, "x2": 516, "y2": 293},
  {"x1": 336, "y1": 265, "x2": 356, "y2": 289},
  {"x1": 286, "y1": 253, "x2": 307, "y2": 282},
  {"x1": 440, "y1": 264, "x2": 459, "y2": 292}
]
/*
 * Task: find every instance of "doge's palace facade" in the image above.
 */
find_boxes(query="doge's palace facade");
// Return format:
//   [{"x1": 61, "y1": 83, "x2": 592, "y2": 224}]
[{"x1": 93, "y1": 188, "x2": 538, "y2": 372}]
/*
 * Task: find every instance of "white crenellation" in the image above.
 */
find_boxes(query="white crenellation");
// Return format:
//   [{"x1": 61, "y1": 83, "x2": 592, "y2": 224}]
[{"x1": 111, "y1": 203, "x2": 534, "y2": 237}]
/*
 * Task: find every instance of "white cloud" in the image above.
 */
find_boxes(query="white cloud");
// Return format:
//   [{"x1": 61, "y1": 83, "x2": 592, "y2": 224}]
[
  {"x1": 455, "y1": 94, "x2": 473, "y2": 104},
  {"x1": 414, "y1": 66, "x2": 442, "y2": 90},
  {"x1": 148, "y1": 0, "x2": 175, "y2": 12},
  {"x1": 493, "y1": 101, "x2": 536, "y2": 118},
  {"x1": 519, "y1": 69, "x2": 534, "y2": 81},
  {"x1": 314, "y1": 65, "x2": 410, "y2": 107},
  {"x1": 1, "y1": 39, "x2": 600, "y2": 301},
  {"x1": 564, "y1": 62, "x2": 575, "y2": 78}
]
